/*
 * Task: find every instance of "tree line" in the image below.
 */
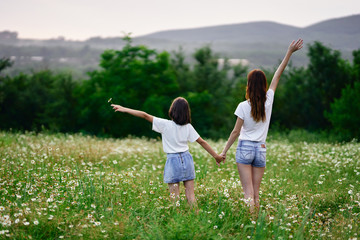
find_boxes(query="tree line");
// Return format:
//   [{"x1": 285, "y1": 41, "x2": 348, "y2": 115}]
[{"x1": 1, "y1": 37, "x2": 359, "y2": 140}]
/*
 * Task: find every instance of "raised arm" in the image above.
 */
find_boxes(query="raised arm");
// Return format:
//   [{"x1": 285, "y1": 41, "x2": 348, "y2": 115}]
[
  {"x1": 111, "y1": 104, "x2": 153, "y2": 123},
  {"x1": 196, "y1": 137, "x2": 224, "y2": 166},
  {"x1": 269, "y1": 39, "x2": 303, "y2": 92},
  {"x1": 221, "y1": 117, "x2": 244, "y2": 161}
]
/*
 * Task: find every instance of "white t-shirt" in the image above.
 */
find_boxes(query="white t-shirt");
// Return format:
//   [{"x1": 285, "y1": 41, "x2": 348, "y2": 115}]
[
  {"x1": 152, "y1": 117, "x2": 200, "y2": 153},
  {"x1": 234, "y1": 89, "x2": 275, "y2": 142}
]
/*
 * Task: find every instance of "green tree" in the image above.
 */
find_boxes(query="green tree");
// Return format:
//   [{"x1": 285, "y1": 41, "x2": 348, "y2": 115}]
[
  {"x1": 326, "y1": 82, "x2": 360, "y2": 140},
  {"x1": 306, "y1": 41, "x2": 352, "y2": 129},
  {"x1": 325, "y1": 49, "x2": 360, "y2": 140},
  {"x1": 0, "y1": 70, "x2": 78, "y2": 132},
  {"x1": 77, "y1": 37, "x2": 179, "y2": 137},
  {"x1": 185, "y1": 46, "x2": 245, "y2": 138}
]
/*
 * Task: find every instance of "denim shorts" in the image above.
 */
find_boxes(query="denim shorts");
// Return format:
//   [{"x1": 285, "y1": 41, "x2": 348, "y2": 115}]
[
  {"x1": 235, "y1": 140, "x2": 266, "y2": 167},
  {"x1": 163, "y1": 151, "x2": 195, "y2": 183}
]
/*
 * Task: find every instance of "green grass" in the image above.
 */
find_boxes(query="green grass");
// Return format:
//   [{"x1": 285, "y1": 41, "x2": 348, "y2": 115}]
[{"x1": 0, "y1": 131, "x2": 359, "y2": 239}]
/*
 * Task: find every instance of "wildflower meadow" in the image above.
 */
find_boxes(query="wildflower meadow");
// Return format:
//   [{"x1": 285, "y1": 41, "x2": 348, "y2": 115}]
[{"x1": 0, "y1": 132, "x2": 359, "y2": 239}]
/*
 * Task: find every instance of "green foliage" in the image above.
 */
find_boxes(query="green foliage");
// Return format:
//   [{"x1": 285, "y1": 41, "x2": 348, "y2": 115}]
[
  {"x1": 0, "y1": 39, "x2": 359, "y2": 140},
  {"x1": 306, "y1": 41, "x2": 353, "y2": 128},
  {"x1": 0, "y1": 70, "x2": 78, "y2": 132},
  {"x1": 76, "y1": 38, "x2": 179, "y2": 137},
  {"x1": 272, "y1": 42, "x2": 359, "y2": 134},
  {"x1": 0, "y1": 57, "x2": 13, "y2": 73},
  {"x1": 325, "y1": 82, "x2": 360, "y2": 140}
]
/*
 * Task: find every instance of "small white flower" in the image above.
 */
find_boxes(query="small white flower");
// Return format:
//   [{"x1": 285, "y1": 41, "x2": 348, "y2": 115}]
[
  {"x1": 34, "y1": 220, "x2": 39, "y2": 225},
  {"x1": 112, "y1": 160, "x2": 118, "y2": 164},
  {"x1": 348, "y1": 190, "x2": 353, "y2": 195},
  {"x1": 0, "y1": 206, "x2": 5, "y2": 211},
  {"x1": 213, "y1": 225, "x2": 218, "y2": 229},
  {"x1": 24, "y1": 221, "x2": 30, "y2": 226}
]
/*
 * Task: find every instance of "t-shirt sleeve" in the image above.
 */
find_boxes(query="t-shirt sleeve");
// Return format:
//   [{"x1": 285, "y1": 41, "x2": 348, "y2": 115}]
[
  {"x1": 152, "y1": 117, "x2": 168, "y2": 133},
  {"x1": 234, "y1": 103, "x2": 245, "y2": 120},
  {"x1": 266, "y1": 89, "x2": 275, "y2": 104},
  {"x1": 187, "y1": 124, "x2": 200, "y2": 142}
]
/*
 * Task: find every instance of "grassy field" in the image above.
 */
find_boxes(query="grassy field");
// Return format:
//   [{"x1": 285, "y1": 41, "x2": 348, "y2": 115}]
[{"x1": 0, "y1": 131, "x2": 359, "y2": 239}]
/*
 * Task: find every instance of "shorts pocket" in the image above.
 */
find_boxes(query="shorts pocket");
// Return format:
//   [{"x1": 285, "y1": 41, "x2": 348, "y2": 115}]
[
  {"x1": 239, "y1": 146, "x2": 255, "y2": 161},
  {"x1": 260, "y1": 151, "x2": 266, "y2": 162}
]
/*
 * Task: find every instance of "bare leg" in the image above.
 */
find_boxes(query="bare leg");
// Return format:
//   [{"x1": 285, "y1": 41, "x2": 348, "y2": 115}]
[
  {"x1": 252, "y1": 167, "x2": 265, "y2": 208},
  {"x1": 168, "y1": 182, "x2": 180, "y2": 200},
  {"x1": 236, "y1": 163, "x2": 255, "y2": 208},
  {"x1": 183, "y1": 180, "x2": 196, "y2": 206}
]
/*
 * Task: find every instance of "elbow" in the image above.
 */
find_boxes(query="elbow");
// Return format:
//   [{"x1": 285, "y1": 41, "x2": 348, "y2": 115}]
[{"x1": 232, "y1": 130, "x2": 240, "y2": 137}]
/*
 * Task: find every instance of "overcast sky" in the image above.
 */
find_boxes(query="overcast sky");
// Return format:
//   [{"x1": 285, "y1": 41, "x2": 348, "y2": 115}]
[{"x1": 1, "y1": 0, "x2": 359, "y2": 40}]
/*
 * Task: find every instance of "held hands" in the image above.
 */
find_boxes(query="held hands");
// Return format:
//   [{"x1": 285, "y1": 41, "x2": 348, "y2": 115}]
[
  {"x1": 215, "y1": 153, "x2": 226, "y2": 166},
  {"x1": 288, "y1": 39, "x2": 303, "y2": 53},
  {"x1": 220, "y1": 152, "x2": 226, "y2": 163}
]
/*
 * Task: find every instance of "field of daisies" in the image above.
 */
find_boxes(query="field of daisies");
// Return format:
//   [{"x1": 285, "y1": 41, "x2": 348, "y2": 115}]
[{"x1": 0, "y1": 131, "x2": 359, "y2": 239}]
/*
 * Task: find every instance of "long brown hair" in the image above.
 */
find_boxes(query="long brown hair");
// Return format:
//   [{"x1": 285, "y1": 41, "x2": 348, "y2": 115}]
[
  {"x1": 246, "y1": 69, "x2": 267, "y2": 122},
  {"x1": 168, "y1": 97, "x2": 192, "y2": 125}
]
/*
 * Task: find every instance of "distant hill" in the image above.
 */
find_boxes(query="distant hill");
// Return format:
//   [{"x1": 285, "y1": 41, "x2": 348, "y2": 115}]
[
  {"x1": 142, "y1": 21, "x2": 300, "y2": 43},
  {"x1": 1, "y1": 14, "x2": 359, "y2": 77},
  {"x1": 141, "y1": 14, "x2": 360, "y2": 50},
  {"x1": 305, "y1": 14, "x2": 360, "y2": 35}
]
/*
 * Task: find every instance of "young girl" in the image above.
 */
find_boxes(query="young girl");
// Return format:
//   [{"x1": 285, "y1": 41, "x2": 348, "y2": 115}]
[
  {"x1": 220, "y1": 39, "x2": 303, "y2": 210},
  {"x1": 111, "y1": 97, "x2": 224, "y2": 205}
]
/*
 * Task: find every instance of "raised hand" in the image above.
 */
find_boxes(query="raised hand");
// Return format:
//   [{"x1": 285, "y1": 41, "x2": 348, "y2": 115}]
[{"x1": 288, "y1": 39, "x2": 303, "y2": 53}]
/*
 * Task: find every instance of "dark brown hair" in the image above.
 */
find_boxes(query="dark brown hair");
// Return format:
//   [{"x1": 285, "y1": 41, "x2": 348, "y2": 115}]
[
  {"x1": 246, "y1": 69, "x2": 267, "y2": 122},
  {"x1": 168, "y1": 97, "x2": 191, "y2": 125}
]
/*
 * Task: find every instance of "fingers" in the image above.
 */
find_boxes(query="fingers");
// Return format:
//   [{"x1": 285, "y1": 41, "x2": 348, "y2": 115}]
[{"x1": 295, "y1": 39, "x2": 303, "y2": 48}]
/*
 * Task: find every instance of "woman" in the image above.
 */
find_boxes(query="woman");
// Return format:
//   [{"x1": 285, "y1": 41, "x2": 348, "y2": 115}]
[{"x1": 220, "y1": 39, "x2": 303, "y2": 210}]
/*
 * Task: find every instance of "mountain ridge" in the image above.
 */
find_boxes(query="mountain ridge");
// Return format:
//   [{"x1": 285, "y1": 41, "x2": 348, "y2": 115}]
[{"x1": 1, "y1": 14, "x2": 359, "y2": 74}]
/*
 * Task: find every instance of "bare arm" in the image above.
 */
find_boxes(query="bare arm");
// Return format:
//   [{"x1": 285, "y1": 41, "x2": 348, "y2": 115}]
[
  {"x1": 221, "y1": 117, "x2": 244, "y2": 160},
  {"x1": 196, "y1": 137, "x2": 224, "y2": 166},
  {"x1": 111, "y1": 104, "x2": 153, "y2": 123},
  {"x1": 269, "y1": 39, "x2": 303, "y2": 92}
]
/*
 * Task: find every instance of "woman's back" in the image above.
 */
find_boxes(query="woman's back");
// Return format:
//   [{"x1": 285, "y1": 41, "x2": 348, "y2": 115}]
[{"x1": 235, "y1": 89, "x2": 275, "y2": 142}]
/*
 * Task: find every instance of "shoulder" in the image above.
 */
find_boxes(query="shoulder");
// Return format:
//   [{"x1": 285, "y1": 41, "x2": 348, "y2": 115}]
[
  {"x1": 235, "y1": 100, "x2": 249, "y2": 118},
  {"x1": 153, "y1": 117, "x2": 171, "y2": 123},
  {"x1": 237, "y1": 100, "x2": 250, "y2": 109},
  {"x1": 153, "y1": 117, "x2": 172, "y2": 128}
]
